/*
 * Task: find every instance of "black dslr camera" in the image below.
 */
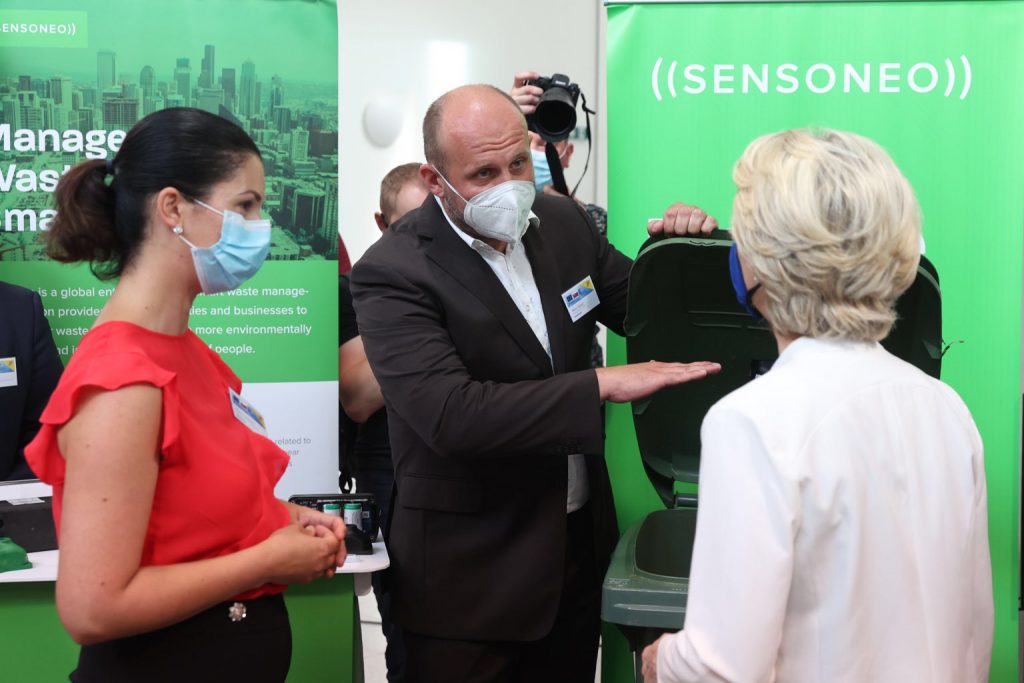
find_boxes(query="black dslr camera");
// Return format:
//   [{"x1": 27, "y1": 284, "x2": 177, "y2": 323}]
[{"x1": 523, "y1": 73, "x2": 581, "y2": 142}]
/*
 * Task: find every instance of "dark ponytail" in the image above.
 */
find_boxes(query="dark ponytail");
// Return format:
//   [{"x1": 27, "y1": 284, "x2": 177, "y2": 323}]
[
  {"x1": 48, "y1": 159, "x2": 120, "y2": 278},
  {"x1": 46, "y1": 107, "x2": 261, "y2": 280}
]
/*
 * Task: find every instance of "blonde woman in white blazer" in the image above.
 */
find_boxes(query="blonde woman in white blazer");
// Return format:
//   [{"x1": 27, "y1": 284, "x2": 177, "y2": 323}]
[{"x1": 644, "y1": 129, "x2": 993, "y2": 683}]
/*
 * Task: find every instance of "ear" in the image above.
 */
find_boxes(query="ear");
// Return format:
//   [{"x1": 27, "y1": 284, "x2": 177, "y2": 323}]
[
  {"x1": 153, "y1": 187, "x2": 188, "y2": 231},
  {"x1": 561, "y1": 142, "x2": 575, "y2": 168},
  {"x1": 373, "y1": 212, "x2": 388, "y2": 232},
  {"x1": 419, "y1": 163, "x2": 445, "y2": 198}
]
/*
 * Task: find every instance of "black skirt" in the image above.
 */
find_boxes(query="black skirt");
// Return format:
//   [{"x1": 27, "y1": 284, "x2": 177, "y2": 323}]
[{"x1": 70, "y1": 593, "x2": 291, "y2": 683}]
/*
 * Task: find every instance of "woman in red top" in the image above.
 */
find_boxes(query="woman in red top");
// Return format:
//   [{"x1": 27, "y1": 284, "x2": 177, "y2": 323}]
[{"x1": 25, "y1": 108, "x2": 346, "y2": 682}]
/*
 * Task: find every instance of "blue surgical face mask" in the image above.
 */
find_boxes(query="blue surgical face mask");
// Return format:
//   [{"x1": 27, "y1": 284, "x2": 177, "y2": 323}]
[
  {"x1": 176, "y1": 199, "x2": 272, "y2": 294},
  {"x1": 530, "y1": 145, "x2": 569, "y2": 192},
  {"x1": 728, "y1": 242, "x2": 764, "y2": 321},
  {"x1": 531, "y1": 149, "x2": 553, "y2": 191}
]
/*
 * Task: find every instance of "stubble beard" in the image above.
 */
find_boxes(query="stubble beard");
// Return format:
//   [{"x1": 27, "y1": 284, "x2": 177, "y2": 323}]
[{"x1": 441, "y1": 190, "x2": 470, "y2": 232}]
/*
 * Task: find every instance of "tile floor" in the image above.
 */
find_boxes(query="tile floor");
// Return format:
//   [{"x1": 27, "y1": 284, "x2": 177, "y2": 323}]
[{"x1": 357, "y1": 591, "x2": 388, "y2": 683}]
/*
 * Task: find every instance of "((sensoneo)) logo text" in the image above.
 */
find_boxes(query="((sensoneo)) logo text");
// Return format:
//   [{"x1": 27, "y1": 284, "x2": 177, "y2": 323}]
[{"x1": 650, "y1": 56, "x2": 972, "y2": 102}]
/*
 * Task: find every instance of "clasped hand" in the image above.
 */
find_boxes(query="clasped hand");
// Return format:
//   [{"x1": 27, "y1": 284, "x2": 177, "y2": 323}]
[
  {"x1": 266, "y1": 509, "x2": 347, "y2": 585},
  {"x1": 297, "y1": 508, "x2": 348, "y2": 577}
]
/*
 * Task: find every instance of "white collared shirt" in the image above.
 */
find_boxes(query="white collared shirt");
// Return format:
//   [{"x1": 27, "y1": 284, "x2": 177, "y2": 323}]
[
  {"x1": 658, "y1": 337, "x2": 992, "y2": 683},
  {"x1": 436, "y1": 196, "x2": 589, "y2": 513}
]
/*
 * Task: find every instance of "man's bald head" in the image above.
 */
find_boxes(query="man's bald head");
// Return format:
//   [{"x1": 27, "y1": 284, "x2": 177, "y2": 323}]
[{"x1": 423, "y1": 84, "x2": 527, "y2": 174}]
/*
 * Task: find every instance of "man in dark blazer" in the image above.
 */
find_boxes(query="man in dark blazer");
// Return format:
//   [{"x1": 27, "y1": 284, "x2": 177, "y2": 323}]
[
  {"x1": 0, "y1": 281, "x2": 63, "y2": 480},
  {"x1": 350, "y1": 85, "x2": 720, "y2": 682}
]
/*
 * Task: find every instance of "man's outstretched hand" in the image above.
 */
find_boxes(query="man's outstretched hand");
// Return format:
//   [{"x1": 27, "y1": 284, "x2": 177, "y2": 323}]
[{"x1": 596, "y1": 361, "x2": 722, "y2": 403}]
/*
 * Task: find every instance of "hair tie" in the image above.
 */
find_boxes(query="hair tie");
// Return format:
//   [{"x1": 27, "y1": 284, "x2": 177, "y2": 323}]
[{"x1": 105, "y1": 158, "x2": 114, "y2": 176}]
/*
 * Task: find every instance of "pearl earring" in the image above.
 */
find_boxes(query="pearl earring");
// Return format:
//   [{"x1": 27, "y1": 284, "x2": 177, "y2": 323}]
[{"x1": 172, "y1": 226, "x2": 183, "y2": 234}]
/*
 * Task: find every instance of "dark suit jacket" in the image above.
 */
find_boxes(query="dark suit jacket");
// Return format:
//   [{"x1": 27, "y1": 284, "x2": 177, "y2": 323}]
[
  {"x1": 351, "y1": 194, "x2": 633, "y2": 641},
  {"x1": 0, "y1": 282, "x2": 62, "y2": 480}
]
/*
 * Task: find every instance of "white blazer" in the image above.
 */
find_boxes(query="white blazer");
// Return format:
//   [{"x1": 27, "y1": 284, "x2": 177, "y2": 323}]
[{"x1": 658, "y1": 337, "x2": 993, "y2": 683}]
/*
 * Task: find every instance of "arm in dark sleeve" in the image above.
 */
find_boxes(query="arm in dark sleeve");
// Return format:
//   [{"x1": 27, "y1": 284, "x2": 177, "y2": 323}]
[
  {"x1": 20, "y1": 291, "x2": 62, "y2": 455},
  {"x1": 351, "y1": 256, "x2": 604, "y2": 460}
]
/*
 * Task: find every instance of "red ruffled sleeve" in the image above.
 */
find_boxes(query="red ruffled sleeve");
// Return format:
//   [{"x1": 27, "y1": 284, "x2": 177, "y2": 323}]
[{"x1": 25, "y1": 350, "x2": 181, "y2": 487}]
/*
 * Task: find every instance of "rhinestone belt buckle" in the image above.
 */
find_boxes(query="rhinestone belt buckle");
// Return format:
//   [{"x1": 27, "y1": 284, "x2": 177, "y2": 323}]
[{"x1": 228, "y1": 601, "x2": 247, "y2": 622}]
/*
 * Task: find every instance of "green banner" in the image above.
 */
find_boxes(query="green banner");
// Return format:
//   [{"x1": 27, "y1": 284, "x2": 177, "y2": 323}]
[
  {"x1": 0, "y1": 1, "x2": 344, "y2": 680},
  {"x1": 606, "y1": 2, "x2": 1023, "y2": 681},
  {"x1": 0, "y1": 0, "x2": 339, "y2": 497},
  {"x1": 0, "y1": 0, "x2": 338, "y2": 381}
]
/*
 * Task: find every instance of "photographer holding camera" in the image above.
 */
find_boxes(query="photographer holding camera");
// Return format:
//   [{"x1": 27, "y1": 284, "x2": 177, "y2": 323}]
[{"x1": 511, "y1": 70, "x2": 597, "y2": 209}]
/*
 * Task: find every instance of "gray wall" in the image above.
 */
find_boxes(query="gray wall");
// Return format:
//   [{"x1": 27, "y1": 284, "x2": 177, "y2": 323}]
[{"x1": 339, "y1": 0, "x2": 605, "y2": 262}]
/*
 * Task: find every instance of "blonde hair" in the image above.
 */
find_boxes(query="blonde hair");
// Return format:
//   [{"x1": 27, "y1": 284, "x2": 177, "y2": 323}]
[{"x1": 731, "y1": 129, "x2": 921, "y2": 342}]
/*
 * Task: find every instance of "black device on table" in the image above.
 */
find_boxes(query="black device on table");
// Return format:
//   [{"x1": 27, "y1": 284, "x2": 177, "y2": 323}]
[
  {"x1": 288, "y1": 493, "x2": 378, "y2": 555},
  {"x1": 0, "y1": 496, "x2": 57, "y2": 553}
]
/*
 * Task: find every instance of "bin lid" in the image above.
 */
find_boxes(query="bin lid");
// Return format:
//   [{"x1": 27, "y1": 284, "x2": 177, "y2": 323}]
[{"x1": 625, "y1": 230, "x2": 942, "y2": 507}]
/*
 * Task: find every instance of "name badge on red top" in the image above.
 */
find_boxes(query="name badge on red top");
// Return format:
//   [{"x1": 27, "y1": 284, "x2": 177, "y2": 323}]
[{"x1": 229, "y1": 387, "x2": 269, "y2": 437}]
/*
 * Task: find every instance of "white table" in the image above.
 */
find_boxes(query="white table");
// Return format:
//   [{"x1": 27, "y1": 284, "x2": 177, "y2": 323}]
[{"x1": 0, "y1": 480, "x2": 390, "y2": 593}]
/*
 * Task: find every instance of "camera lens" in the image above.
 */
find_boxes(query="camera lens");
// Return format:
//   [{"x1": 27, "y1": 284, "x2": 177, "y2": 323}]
[{"x1": 534, "y1": 87, "x2": 577, "y2": 142}]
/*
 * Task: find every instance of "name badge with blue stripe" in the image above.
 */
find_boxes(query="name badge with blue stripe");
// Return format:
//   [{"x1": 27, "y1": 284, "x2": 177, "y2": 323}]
[{"x1": 561, "y1": 276, "x2": 600, "y2": 323}]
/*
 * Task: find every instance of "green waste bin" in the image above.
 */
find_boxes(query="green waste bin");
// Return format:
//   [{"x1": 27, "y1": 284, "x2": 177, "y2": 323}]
[{"x1": 601, "y1": 231, "x2": 942, "y2": 681}]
